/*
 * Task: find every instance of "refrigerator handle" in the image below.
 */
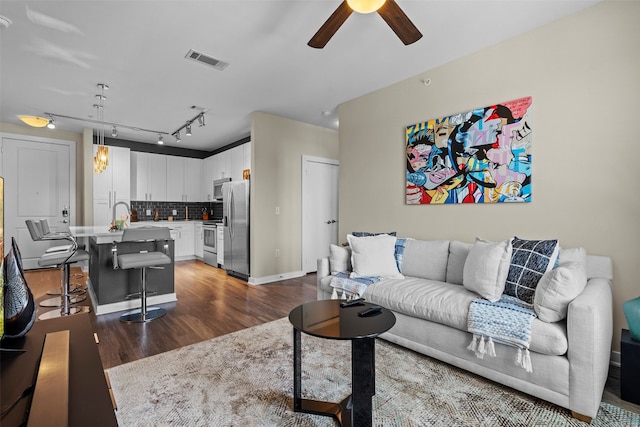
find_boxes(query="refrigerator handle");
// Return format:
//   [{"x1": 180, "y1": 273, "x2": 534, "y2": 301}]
[{"x1": 229, "y1": 188, "x2": 235, "y2": 239}]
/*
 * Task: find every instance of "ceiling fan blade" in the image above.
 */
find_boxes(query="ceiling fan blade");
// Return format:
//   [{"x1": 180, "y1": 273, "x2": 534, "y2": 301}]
[
  {"x1": 377, "y1": 0, "x2": 423, "y2": 45},
  {"x1": 308, "y1": 1, "x2": 353, "y2": 49}
]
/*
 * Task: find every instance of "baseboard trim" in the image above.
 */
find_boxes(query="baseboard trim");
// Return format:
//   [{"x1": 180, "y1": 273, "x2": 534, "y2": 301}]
[
  {"x1": 248, "y1": 271, "x2": 306, "y2": 285},
  {"x1": 611, "y1": 350, "x2": 621, "y2": 367}
]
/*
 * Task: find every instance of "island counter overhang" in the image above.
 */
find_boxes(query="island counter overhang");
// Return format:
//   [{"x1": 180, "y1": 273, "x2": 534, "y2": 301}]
[{"x1": 70, "y1": 226, "x2": 176, "y2": 315}]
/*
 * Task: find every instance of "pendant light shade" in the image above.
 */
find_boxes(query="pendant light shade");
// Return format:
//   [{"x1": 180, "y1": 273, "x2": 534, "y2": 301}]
[{"x1": 347, "y1": 0, "x2": 386, "y2": 14}]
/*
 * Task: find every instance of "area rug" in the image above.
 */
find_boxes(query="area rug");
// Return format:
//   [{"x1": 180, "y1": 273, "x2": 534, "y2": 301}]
[{"x1": 107, "y1": 318, "x2": 638, "y2": 426}]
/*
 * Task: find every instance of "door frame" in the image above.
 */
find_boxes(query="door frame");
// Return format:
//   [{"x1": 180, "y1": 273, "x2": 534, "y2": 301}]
[
  {"x1": 301, "y1": 155, "x2": 339, "y2": 273},
  {"x1": 1, "y1": 132, "x2": 77, "y2": 267}
]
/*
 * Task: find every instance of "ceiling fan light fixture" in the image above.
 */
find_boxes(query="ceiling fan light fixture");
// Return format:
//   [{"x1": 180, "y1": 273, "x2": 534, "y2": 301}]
[
  {"x1": 347, "y1": 0, "x2": 386, "y2": 14},
  {"x1": 18, "y1": 115, "x2": 50, "y2": 127}
]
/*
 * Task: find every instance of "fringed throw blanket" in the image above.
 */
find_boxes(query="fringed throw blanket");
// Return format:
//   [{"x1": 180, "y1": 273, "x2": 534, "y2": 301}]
[
  {"x1": 330, "y1": 272, "x2": 379, "y2": 299},
  {"x1": 467, "y1": 295, "x2": 536, "y2": 372}
]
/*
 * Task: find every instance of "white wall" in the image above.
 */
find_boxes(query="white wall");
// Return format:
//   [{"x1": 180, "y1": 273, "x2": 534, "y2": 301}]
[
  {"x1": 0, "y1": 122, "x2": 89, "y2": 225},
  {"x1": 250, "y1": 112, "x2": 339, "y2": 280},
  {"x1": 338, "y1": 0, "x2": 639, "y2": 352}
]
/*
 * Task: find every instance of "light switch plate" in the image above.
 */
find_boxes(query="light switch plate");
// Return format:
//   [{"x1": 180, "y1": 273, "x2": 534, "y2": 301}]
[
  {"x1": 146, "y1": 209, "x2": 151, "y2": 215},
  {"x1": 172, "y1": 209, "x2": 177, "y2": 215}
]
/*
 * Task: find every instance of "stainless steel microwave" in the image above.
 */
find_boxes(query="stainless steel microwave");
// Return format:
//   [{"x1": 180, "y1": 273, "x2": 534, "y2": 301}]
[{"x1": 213, "y1": 178, "x2": 231, "y2": 201}]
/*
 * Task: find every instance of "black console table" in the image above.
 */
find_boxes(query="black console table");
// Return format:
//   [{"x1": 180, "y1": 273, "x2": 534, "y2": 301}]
[
  {"x1": 0, "y1": 313, "x2": 117, "y2": 427},
  {"x1": 289, "y1": 299, "x2": 396, "y2": 427}
]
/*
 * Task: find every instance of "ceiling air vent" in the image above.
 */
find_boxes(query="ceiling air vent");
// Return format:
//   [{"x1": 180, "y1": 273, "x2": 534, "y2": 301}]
[{"x1": 185, "y1": 49, "x2": 229, "y2": 71}]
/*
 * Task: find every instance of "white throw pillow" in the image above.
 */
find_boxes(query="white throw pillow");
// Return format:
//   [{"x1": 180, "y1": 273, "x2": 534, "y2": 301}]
[
  {"x1": 534, "y1": 261, "x2": 587, "y2": 322},
  {"x1": 463, "y1": 238, "x2": 513, "y2": 302},
  {"x1": 329, "y1": 244, "x2": 352, "y2": 274},
  {"x1": 347, "y1": 234, "x2": 404, "y2": 279}
]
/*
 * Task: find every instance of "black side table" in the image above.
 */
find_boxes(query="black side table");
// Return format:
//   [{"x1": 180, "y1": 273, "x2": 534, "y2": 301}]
[
  {"x1": 289, "y1": 299, "x2": 396, "y2": 427},
  {"x1": 621, "y1": 329, "x2": 640, "y2": 405}
]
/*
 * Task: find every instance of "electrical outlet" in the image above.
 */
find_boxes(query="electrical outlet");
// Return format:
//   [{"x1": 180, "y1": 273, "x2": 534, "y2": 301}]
[
  {"x1": 146, "y1": 209, "x2": 151, "y2": 216},
  {"x1": 275, "y1": 248, "x2": 280, "y2": 258},
  {"x1": 172, "y1": 209, "x2": 177, "y2": 215}
]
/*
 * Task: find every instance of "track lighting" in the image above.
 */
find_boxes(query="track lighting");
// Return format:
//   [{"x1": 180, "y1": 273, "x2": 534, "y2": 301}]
[
  {"x1": 157, "y1": 135, "x2": 164, "y2": 144},
  {"x1": 111, "y1": 126, "x2": 118, "y2": 137},
  {"x1": 46, "y1": 116, "x2": 56, "y2": 129},
  {"x1": 198, "y1": 114, "x2": 205, "y2": 127},
  {"x1": 174, "y1": 132, "x2": 181, "y2": 143},
  {"x1": 186, "y1": 124, "x2": 192, "y2": 136}
]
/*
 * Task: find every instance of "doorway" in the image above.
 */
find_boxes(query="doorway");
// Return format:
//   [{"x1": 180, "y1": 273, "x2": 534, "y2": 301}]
[
  {"x1": 301, "y1": 155, "x2": 339, "y2": 273},
  {"x1": 1, "y1": 134, "x2": 76, "y2": 269}
]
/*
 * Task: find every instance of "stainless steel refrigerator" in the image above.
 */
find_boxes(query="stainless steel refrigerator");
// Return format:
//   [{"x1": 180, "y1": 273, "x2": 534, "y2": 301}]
[{"x1": 222, "y1": 180, "x2": 250, "y2": 280}]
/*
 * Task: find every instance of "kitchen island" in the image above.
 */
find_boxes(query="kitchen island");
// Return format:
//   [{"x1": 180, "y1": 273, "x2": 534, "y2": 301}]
[{"x1": 70, "y1": 226, "x2": 176, "y2": 315}]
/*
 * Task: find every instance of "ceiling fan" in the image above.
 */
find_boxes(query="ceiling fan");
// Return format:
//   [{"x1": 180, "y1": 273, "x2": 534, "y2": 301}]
[{"x1": 308, "y1": 0, "x2": 422, "y2": 49}]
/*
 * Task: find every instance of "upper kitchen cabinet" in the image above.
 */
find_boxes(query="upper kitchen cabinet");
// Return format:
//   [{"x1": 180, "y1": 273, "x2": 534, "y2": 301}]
[
  {"x1": 230, "y1": 145, "x2": 244, "y2": 181},
  {"x1": 131, "y1": 152, "x2": 167, "y2": 201},
  {"x1": 166, "y1": 156, "x2": 202, "y2": 202},
  {"x1": 212, "y1": 150, "x2": 230, "y2": 180},
  {"x1": 93, "y1": 145, "x2": 130, "y2": 226},
  {"x1": 202, "y1": 155, "x2": 215, "y2": 201}
]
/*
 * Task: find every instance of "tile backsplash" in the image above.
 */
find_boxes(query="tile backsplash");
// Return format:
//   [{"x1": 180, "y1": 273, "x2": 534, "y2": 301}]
[{"x1": 130, "y1": 201, "x2": 223, "y2": 222}]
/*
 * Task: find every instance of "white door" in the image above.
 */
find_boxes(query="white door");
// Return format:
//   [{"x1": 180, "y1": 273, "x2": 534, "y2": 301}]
[
  {"x1": 302, "y1": 156, "x2": 339, "y2": 273},
  {"x1": 1, "y1": 134, "x2": 76, "y2": 269}
]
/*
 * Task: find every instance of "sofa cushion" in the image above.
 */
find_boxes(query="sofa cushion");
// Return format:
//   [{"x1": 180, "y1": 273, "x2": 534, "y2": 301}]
[
  {"x1": 329, "y1": 244, "x2": 352, "y2": 274},
  {"x1": 505, "y1": 237, "x2": 559, "y2": 304},
  {"x1": 446, "y1": 240, "x2": 473, "y2": 285},
  {"x1": 558, "y1": 247, "x2": 587, "y2": 268},
  {"x1": 347, "y1": 234, "x2": 403, "y2": 279},
  {"x1": 401, "y1": 239, "x2": 449, "y2": 281},
  {"x1": 364, "y1": 277, "x2": 568, "y2": 356},
  {"x1": 534, "y1": 261, "x2": 587, "y2": 323},
  {"x1": 463, "y1": 238, "x2": 512, "y2": 302}
]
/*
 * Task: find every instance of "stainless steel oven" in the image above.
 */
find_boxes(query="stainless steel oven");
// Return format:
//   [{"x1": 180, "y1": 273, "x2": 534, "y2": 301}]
[{"x1": 203, "y1": 222, "x2": 218, "y2": 266}]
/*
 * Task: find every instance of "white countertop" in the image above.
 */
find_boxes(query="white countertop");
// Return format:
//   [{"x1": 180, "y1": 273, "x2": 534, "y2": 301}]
[{"x1": 70, "y1": 224, "x2": 175, "y2": 244}]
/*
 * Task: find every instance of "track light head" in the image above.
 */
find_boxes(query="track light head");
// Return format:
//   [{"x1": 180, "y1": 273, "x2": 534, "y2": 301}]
[
  {"x1": 111, "y1": 126, "x2": 118, "y2": 137},
  {"x1": 198, "y1": 114, "x2": 205, "y2": 127},
  {"x1": 186, "y1": 124, "x2": 192, "y2": 136},
  {"x1": 175, "y1": 132, "x2": 181, "y2": 143},
  {"x1": 157, "y1": 135, "x2": 164, "y2": 145}
]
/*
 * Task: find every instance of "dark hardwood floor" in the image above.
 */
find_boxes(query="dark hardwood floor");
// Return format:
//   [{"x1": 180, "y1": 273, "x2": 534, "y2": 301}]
[
  {"x1": 26, "y1": 260, "x2": 318, "y2": 369},
  {"x1": 25, "y1": 260, "x2": 639, "y2": 415}
]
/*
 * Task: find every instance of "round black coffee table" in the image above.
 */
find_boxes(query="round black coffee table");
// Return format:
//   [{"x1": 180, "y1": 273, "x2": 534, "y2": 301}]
[{"x1": 289, "y1": 299, "x2": 396, "y2": 427}]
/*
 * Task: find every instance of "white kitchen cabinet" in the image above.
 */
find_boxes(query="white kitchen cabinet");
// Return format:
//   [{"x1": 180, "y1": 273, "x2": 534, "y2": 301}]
[
  {"x1": 202, "y1": 155, "x2": 215, "y2": 201},
  {"x1": 93, "y1": 145, "x2": 130, "y2": 226},
  {"x1": 170, "y1": 222, "x2": 195, "y2": 261},
  {"x1": 166, "y1": 156, "x2": 202, "y2": 202},
  {"x1": 185, "y1": 158, "x2": 202, "y2": 201},
  {"x1": 131, "y1": 152, "x2": 167, "y2": 201},
  {"x1": 212, "y1": 150, "x2": 230, "y2": 180},
  {"x1": 195, "y1": 222, "x2": 204, "y2": 258},
  {"x1": 230, "y1": 145, "x2": 245, "y2": 181}
]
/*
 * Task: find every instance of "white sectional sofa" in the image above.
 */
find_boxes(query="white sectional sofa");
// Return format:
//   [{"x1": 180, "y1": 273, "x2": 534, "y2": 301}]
[{"x1": 317, "y1": 235, "x2": 613, "y2": 422}]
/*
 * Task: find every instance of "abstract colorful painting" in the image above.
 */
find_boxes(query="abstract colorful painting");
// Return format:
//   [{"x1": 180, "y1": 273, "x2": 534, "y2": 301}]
[{"x1": 406, "y1": 96, "x2": 532, "y2": 204}]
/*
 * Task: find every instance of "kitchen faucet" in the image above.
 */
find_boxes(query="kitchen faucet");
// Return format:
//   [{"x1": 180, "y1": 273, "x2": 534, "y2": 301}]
[{"x1": 112, "y1": 201, "x2": 131, "y2": 226}]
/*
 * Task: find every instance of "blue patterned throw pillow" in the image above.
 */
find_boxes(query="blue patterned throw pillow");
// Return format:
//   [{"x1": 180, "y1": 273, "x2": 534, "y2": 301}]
[{"x1": 504, "y1": 237, "x2": 559, "y2": 305}]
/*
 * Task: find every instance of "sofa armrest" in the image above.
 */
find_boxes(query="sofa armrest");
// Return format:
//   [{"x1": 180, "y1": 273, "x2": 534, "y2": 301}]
[
  {"x1": 567, "y1": 277, "x2": 613, "y2": 419},
  {"x1": 317, "y1": 257, "x2": 330, "y2": 299}
]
